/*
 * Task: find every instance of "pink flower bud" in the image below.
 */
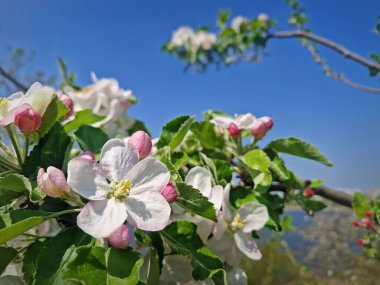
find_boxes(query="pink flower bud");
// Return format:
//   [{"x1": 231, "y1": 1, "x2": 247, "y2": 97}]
[
  {"x1": 365, "y1": 211, "x2": 372, "y2": 218},
  {"x1": 58, "y1": 93, "x2": 74, "y2": 119},
  {"x1": 357, "y1": 239, "x2": 365, "y2": 246},
  {"x1": 127, "y1": 131, "x2": 152, "y2": 159},
  {"x1": 81, "y1": 151, "x2": 95, "y2": 161},
  {"x1": 303, "y1": 188, "x2": 314, "y2": 198},
  {"x1": 352, "y1": 221, "x2": 360, "y2": 227},
  {"x1": 250, "y1": 116, "x2": 273, "y2": 139},
  {"x1": 361, "y1": 218, "x2": 372, "y2": 228},
  {"x1": 37, "y1": 166, "x2": 70, "y2": 198},
  {"x1": 14, "y1": 107, "x2": 42, "y2": 133},
  {"x1": 228, "y1": 122, "x2": 240, "y2": 137},
  {"x1": 161, "y1": 182, "x2": 178, "y2": 204},
  {"x1": 108, "y1": 224, "x2": 130, "y2": 249}
]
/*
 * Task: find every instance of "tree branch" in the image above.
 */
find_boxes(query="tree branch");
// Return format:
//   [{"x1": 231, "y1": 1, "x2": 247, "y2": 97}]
[
  {"x1": 0, "y1": 66, "x2": 28, "y2": 92},
  {"x1": 269, "y1": 182, "x2": 353, "y2": 208},
  {"x1": 268, "y1": 30, "x2": 380, "y2": 72}
]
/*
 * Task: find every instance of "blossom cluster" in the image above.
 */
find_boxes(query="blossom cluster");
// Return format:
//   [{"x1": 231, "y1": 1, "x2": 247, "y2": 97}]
[{"x1": 170, "y1": 26, "x2": 217, "y2": 53}]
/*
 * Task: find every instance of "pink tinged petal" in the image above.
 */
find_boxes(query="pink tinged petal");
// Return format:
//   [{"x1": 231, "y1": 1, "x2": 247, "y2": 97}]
[
  {"x1": 238, "y1": 202, "x2": 269, "y2": 233},
  {"x1": 67, "y1": 157, "x2": 110, "y2": 200},
  {"x1": 37, "y1": 167, "x2": 69, "y2": 198},
  {"x1": 234, "y1": 113, "x2": 256, "y2": 129},
  {"x1": 185, "y1": 167, "x2": 212, "y2": 197},
  {"x1": 213, "y1": 211, "x2": 228, "y2": 240},
  {"x1": 100, "y1": 139, "x2": 139, "y2": 182},
  {"x1": 209, "y1": 185, "x2": 223, "y2": 212},
  {"x1": 108, "y1": 224, "x2": 130, "y2": 249},
  {"x1": 210, "y1": 116, "x2": 233, "y2": 129},
  {"x1": 77, "y1": 199, "x2": 128, "y2": 238},
  {"x1": 0, "y1": 103, "x2": 31, "y2": 126},
  {"x1": 234, "y1": 231, "x2": 262, "y2": 260},
  {"x1": 127, "y1": 157, "x2": 170, "y2": 194},
  {"x1": 47, "y1": 166, "x2": 70, "y2": 192},
  {"x1": 126, "y1": 190, "x2": 171, "y2": 231},
  {"x1": 127, "y1": 131, "x2": 152, "y2": 159}
]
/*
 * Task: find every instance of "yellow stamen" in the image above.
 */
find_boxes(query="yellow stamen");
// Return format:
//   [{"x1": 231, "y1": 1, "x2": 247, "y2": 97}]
[
  {"x1": 231, "y1": 213, "x2": 246, "y2": 231},
  {"x1": 0, "y1": 98, "x2": 8, "y2": 116},
  {"x1": 114, "y1": 179, "x2": 132, "y2": 199}
]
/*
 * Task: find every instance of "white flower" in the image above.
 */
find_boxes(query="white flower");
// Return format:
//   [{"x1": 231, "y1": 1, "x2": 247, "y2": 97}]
[
  {"x1": 67, "y1": 139, "x2": 171, "y2": 238},
  {"x1": 191, "y1": 31, "x2": 217, "y2": 51},
  {"x1": 209, "y1": 185, "x2": 269, "y2": 264},
  {"x1": 211, "y1": 113, "x2": 256, "y2": 130},
  {"x1": 171, "y1": 26, "x2": 195, "y2": 46},
  {"x1": 231, "y1": 16, "x2": 249, "y2": 32},
  {"x1": 258, "y1": 13, "x2": 269, "y2": 22}
]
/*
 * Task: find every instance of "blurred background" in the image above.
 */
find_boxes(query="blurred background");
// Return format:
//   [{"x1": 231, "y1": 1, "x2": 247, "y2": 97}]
[{"x1": 1, "y1": 1, "x2": 379, "y2": 284}]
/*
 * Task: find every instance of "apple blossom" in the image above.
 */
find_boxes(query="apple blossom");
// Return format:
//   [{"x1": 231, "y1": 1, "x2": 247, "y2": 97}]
[
  {"x1": 258, "y1": 13, "x2": 269, "y2": 22},
  {"x1": 37, "y1": 167, "x2": 70, "y2": 198},
  {"x1": 108, "y1": 224, "x2": 130, "y2": 249},
  {"x1": 228, "y1": 122, "x2": 240, "y2": 137},
  {"x1": 127, "y1": 131, "x2": 152, "y2": 159},
  {"x1": 191, "y1": 31, "x2": 217, "y2": 51},
  {"x1": 365, "y1": 211, "x2": 372, "y2": 218},
  {"x1": 303, "y1": 188, "x2": 314, "y2": 197},
  {"x1": 161, "y1": 182, "x2": 178, "y2": 204},
  {"x1": 211, "y1": 113, "x2": 256, "y2": 131},
  {"x1": 67, "y1": 138, "x2": 171, "y2": 238},
  {"x1": 171, "y1": 26, "x2": 194, "y2": 46},
  {"x1": 81, "y1": 151, "x2": 95, "y2": 160},
  {"x1": 14, "y1": 107, "x2": 42, "y2": 133},
  {"x1": 361, "y1": 218, "x2": 372, "y2": 228},
  {"x1": 250, "y1": 116, "x2": 274, "y2": 139},
  {"x1": 58, "y1": 93, "x2": 74, "y2": 119},
  {"x1": 231, "y1": 16, "x2": 249, "y2": 32}
]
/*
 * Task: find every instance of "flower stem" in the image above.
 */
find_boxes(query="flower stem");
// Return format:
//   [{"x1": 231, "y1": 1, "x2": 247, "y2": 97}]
[
  {"x1": 23, "y1": 135, "x2": 30, "y2": 162},
  {"x1": 5, "y1": 126, "x2": 23, "y2": 166}
]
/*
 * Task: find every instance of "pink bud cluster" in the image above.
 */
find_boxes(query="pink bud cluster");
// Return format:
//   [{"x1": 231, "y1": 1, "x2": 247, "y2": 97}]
[
  {"x1": 352, "y1": 211, "x2": 377, "y2": 232},
  {"x1": 251, "y1": 116, "x2": 274, "y2": 139}
]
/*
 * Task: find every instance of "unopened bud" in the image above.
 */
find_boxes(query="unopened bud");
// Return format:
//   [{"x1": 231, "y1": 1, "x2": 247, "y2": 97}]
[
  {"x1": 357, "y1": 239, "x2": 366, "y2": 247},
  {"x1": 361, "y1": 218, "x2": 372, "y2": 228},
  {"x1": 127, "y1": 131, "x2": 152, "y2": 159},
  {"x1": 308, "y1": 210, "x2": 314, "y2": 217},
  {"x1": 228, "y1": 122, "x2": 240, "y2": 137},
  {"x1": 161, "y1": 182, "x2": 178, "y2": 204},
  {"x1": 14, "y1": 107, "x2": 42, "y2": 133},
  {"x1": 58, "y1": 93, "x2": 74, "y2": 120},
  {"x1": 365, "y1": 211, "x2": 372, "y2": 218},
  {"x1": 81, "y1": 151, "x2": 95, "y2": 161},
  {"x1": 108, "y1": 224, "x2": 130, "y2": 249},
  {"x1": 352, "y1": 221, "x2": 360, "y2": 227},
  {"x1": 303, "y1": 188, "x2": 314, "y2": 198},
  {"x1": 37, "y1": 167, "x2": 70, "y2": 198},
  {"x1": 251, "y1": 116, "x2": 273, "y2": 139}
]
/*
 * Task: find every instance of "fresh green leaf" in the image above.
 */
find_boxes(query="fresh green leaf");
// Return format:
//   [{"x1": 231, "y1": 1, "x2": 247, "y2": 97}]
[
  {"x1": 352, "y1": 192, "x2": 372, "y2": 218},
  {"x1": 191, "y1": 121, "x2": 225, "y2": 150},
  {"x1": 127, "y1": 119, "x2": 151, "y2": 136},
  {"x1": 297, "y1": 196, "x2": 327, "y2": 213},
  {"x1": 75, "y1": 125, "x2": 109, "y2": 154},
  {"x1": 0, "y1": 247, "x2": 18, "y2": 274},
  {"x1": 22, "y1": 240, "x2": 45, "y2": 285},
  {"x1": 64, "y1": 110, "x2": 105, "y2": 133},
  {"x1": 157, "y1": 116, "x2": 194, "y2": 151},
  {"x1": 0, "y1": 173, "x2": 32, "y2": 206},
  {"x1": 267, "y1": 137, "x2": 332, "y2": 166},
  {"x1": 175, "y1": 183, "x2": 217, "y2": 222}
]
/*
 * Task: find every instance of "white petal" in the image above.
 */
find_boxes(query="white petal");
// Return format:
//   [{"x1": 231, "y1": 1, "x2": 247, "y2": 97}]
[
  {"x1": 234, "y1": 113, "x2": 256, "y2": 129},
  {"x1": 238, "y1": 202, "x2": 269, "y2": 233},
  {"x1": 222, "y1": 184, "x2": 232, "y2": 220},
  {"x1": 100, "y1": 139, "x2": 139, "y2": 182},
  {"x1": 209, "y1": 185, "x2": 223, "y2": 211},
  {"x1": 126, "y1": 191, "x2": 170, "y2": 231},
  {"x1": 227, "y1": 268, "x2": 248, "y2": 285},
  {"x1": 196, "y1": 219, "x2": 214, "y2": 244},
  {"x1": 210, "y1": 116, "x2": 233, "y2": 129},
  {"x1": 127, "y1": 157, "x2": 170, "y2": 194},
  {"x1": 185, "y1": 167, "x2": 212, "y2": 197},
  {"x1": 234, "y1": 231, "x2": 262, "y2": 260},
  {"x1": 213, "y1": 211, "x2": 228, "y2": 240},
  {"x1": 67, "y1": 157, "x2": 110, "y2": 200},
  {"x1": 77, "y1": 199, "x2": 127, "y2": 238},
  {"x1": 208, "y1": 234, "x2": 241, "y2": 266}
]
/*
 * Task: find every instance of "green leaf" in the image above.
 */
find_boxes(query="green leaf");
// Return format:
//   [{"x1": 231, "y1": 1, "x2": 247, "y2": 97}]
[
  {"x1": 191, "y1": 121, "x2": 225, "y2": 150},
  {"x1": 161, "y1": 221, "x2": 226, "y2": 285},
  {"x1": 34, "y1": 227, "x2": 91, "y2": 285},
  {"x1": 156, "y1": 147, "x2": 183, "y2": 182},
  {"x1": 352, "y1": 192, "x2": 372, "y2": 218},
  {"x1": 0, "y1": 247, "x2": 18, "y2": 274},
  {"x1": 264, "y1": 149, "x2": 291, "y2": 181},
  {"x1": 175, "y1": 182, "x2": 217, "y2": 222},
  {"x1": 38, "y1": 94, "x2": 69, "y2": 139},
  {"x1": 0, "y1": 276, "x2": 25, "y2": 284},
  {"x1": 171, "y1": 152, "x2": 188, "y2": 169},
  {"x1": 22, "y1": 241, "x2": 45, "y2": 285},
  {"x1": 127, "y1": 119, "x2": 151, "y2": 136},
  {"x1": 64, "y1": 110, "x2": 106, "y2": 133},
  {"x1": 0, "y1": 174, "x2": 32, "y2": 206},
  {"x1": 75, "y1": 125, "x2": 109, "y2": 154},
  {"x1": 0, "y1": 209, "x2": 78, "y2": 244},
  {"x1": 23, "y1": 123, "x2": 72, "y2": 178},
  {"x1": 145, "y1": 248, "x2": 160, "y2": 285},
  {"x1": 267, "y1": 137, "x2": 333, "y2": 166},
  {"x1": 297, "y1": 196, "x2": 327, "y2": 213},
  {"x1": 157, "y1": 116, "x2": 195, "y2": 151}
]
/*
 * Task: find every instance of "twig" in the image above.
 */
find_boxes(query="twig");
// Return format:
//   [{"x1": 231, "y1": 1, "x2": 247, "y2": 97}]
[{"x1": 0, "y1": 65, "x2": 28, "y2": 92}]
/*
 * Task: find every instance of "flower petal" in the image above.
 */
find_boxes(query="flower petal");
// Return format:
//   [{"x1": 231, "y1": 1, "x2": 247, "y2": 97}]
[
  {"x1": 67, "y1": 157, "x2": 110, "y2": 200},
  {"x1": 126, "y1": 190, "x2": 170, "y2": 231},
  {"x1": 196, "y1": 219, "x2": 214, "y2": 244},
  {"x1": 210, "y1": 116, "x2": 233, "y2": 129},
  {"x1": 100, "y1": 139, "x2": 139, "y2": 182},
  {"x1": 209, "y1": 185, "x2": 223, "y2": 211},
  {"x1": 0, "y1": 104, "x2": 31, "y2": 126},
  {"x1": 208, "y1": 234, "x2": 241, "y2": 266},
  {"x1": 227, "y1": 268, "x2": 248, "y2": 285},
  {"x1": 234, "y1": 231, "x2": 262, "y2": 260},
  {"x1": 222, "y1": 183, "x2": 232, "y2": 221},
  {"x1": 234, "y1": 113, "x2": 256, "y2": 129},
  {"x1": 185, "y1": 167, "x2": 212, "y2": 198},
  {"x1": 238, "y1": 202, "x2": 269, "y2": 232},
  {"x1": 77, "y1": 198, "x2": 127, "y2": 238},
  {"x1": 127, "y1": 157, "x2": 170, "y2": 194}
]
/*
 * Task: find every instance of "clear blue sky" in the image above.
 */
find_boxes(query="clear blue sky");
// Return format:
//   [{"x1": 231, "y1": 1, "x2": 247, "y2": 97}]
[{"x1": 1, "y1": 0, "x2": 379, "y2": 190}]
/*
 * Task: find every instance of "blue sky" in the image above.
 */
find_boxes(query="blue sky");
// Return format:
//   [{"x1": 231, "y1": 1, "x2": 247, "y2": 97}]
[{"x1": 1, "y1": 0, "x2": 379, "y2": 190}]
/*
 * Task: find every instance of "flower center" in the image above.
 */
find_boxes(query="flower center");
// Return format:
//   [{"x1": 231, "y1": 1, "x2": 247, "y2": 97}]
[
  {"x1": 230, "y1": 213, "x2": 246, "y2": 231},
  {"x1": 112, "y1": 179, "x2": 132, "y2": 200},
  {"x1": 0, "y1": 98, "x2": 8, "y2": 116}
]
